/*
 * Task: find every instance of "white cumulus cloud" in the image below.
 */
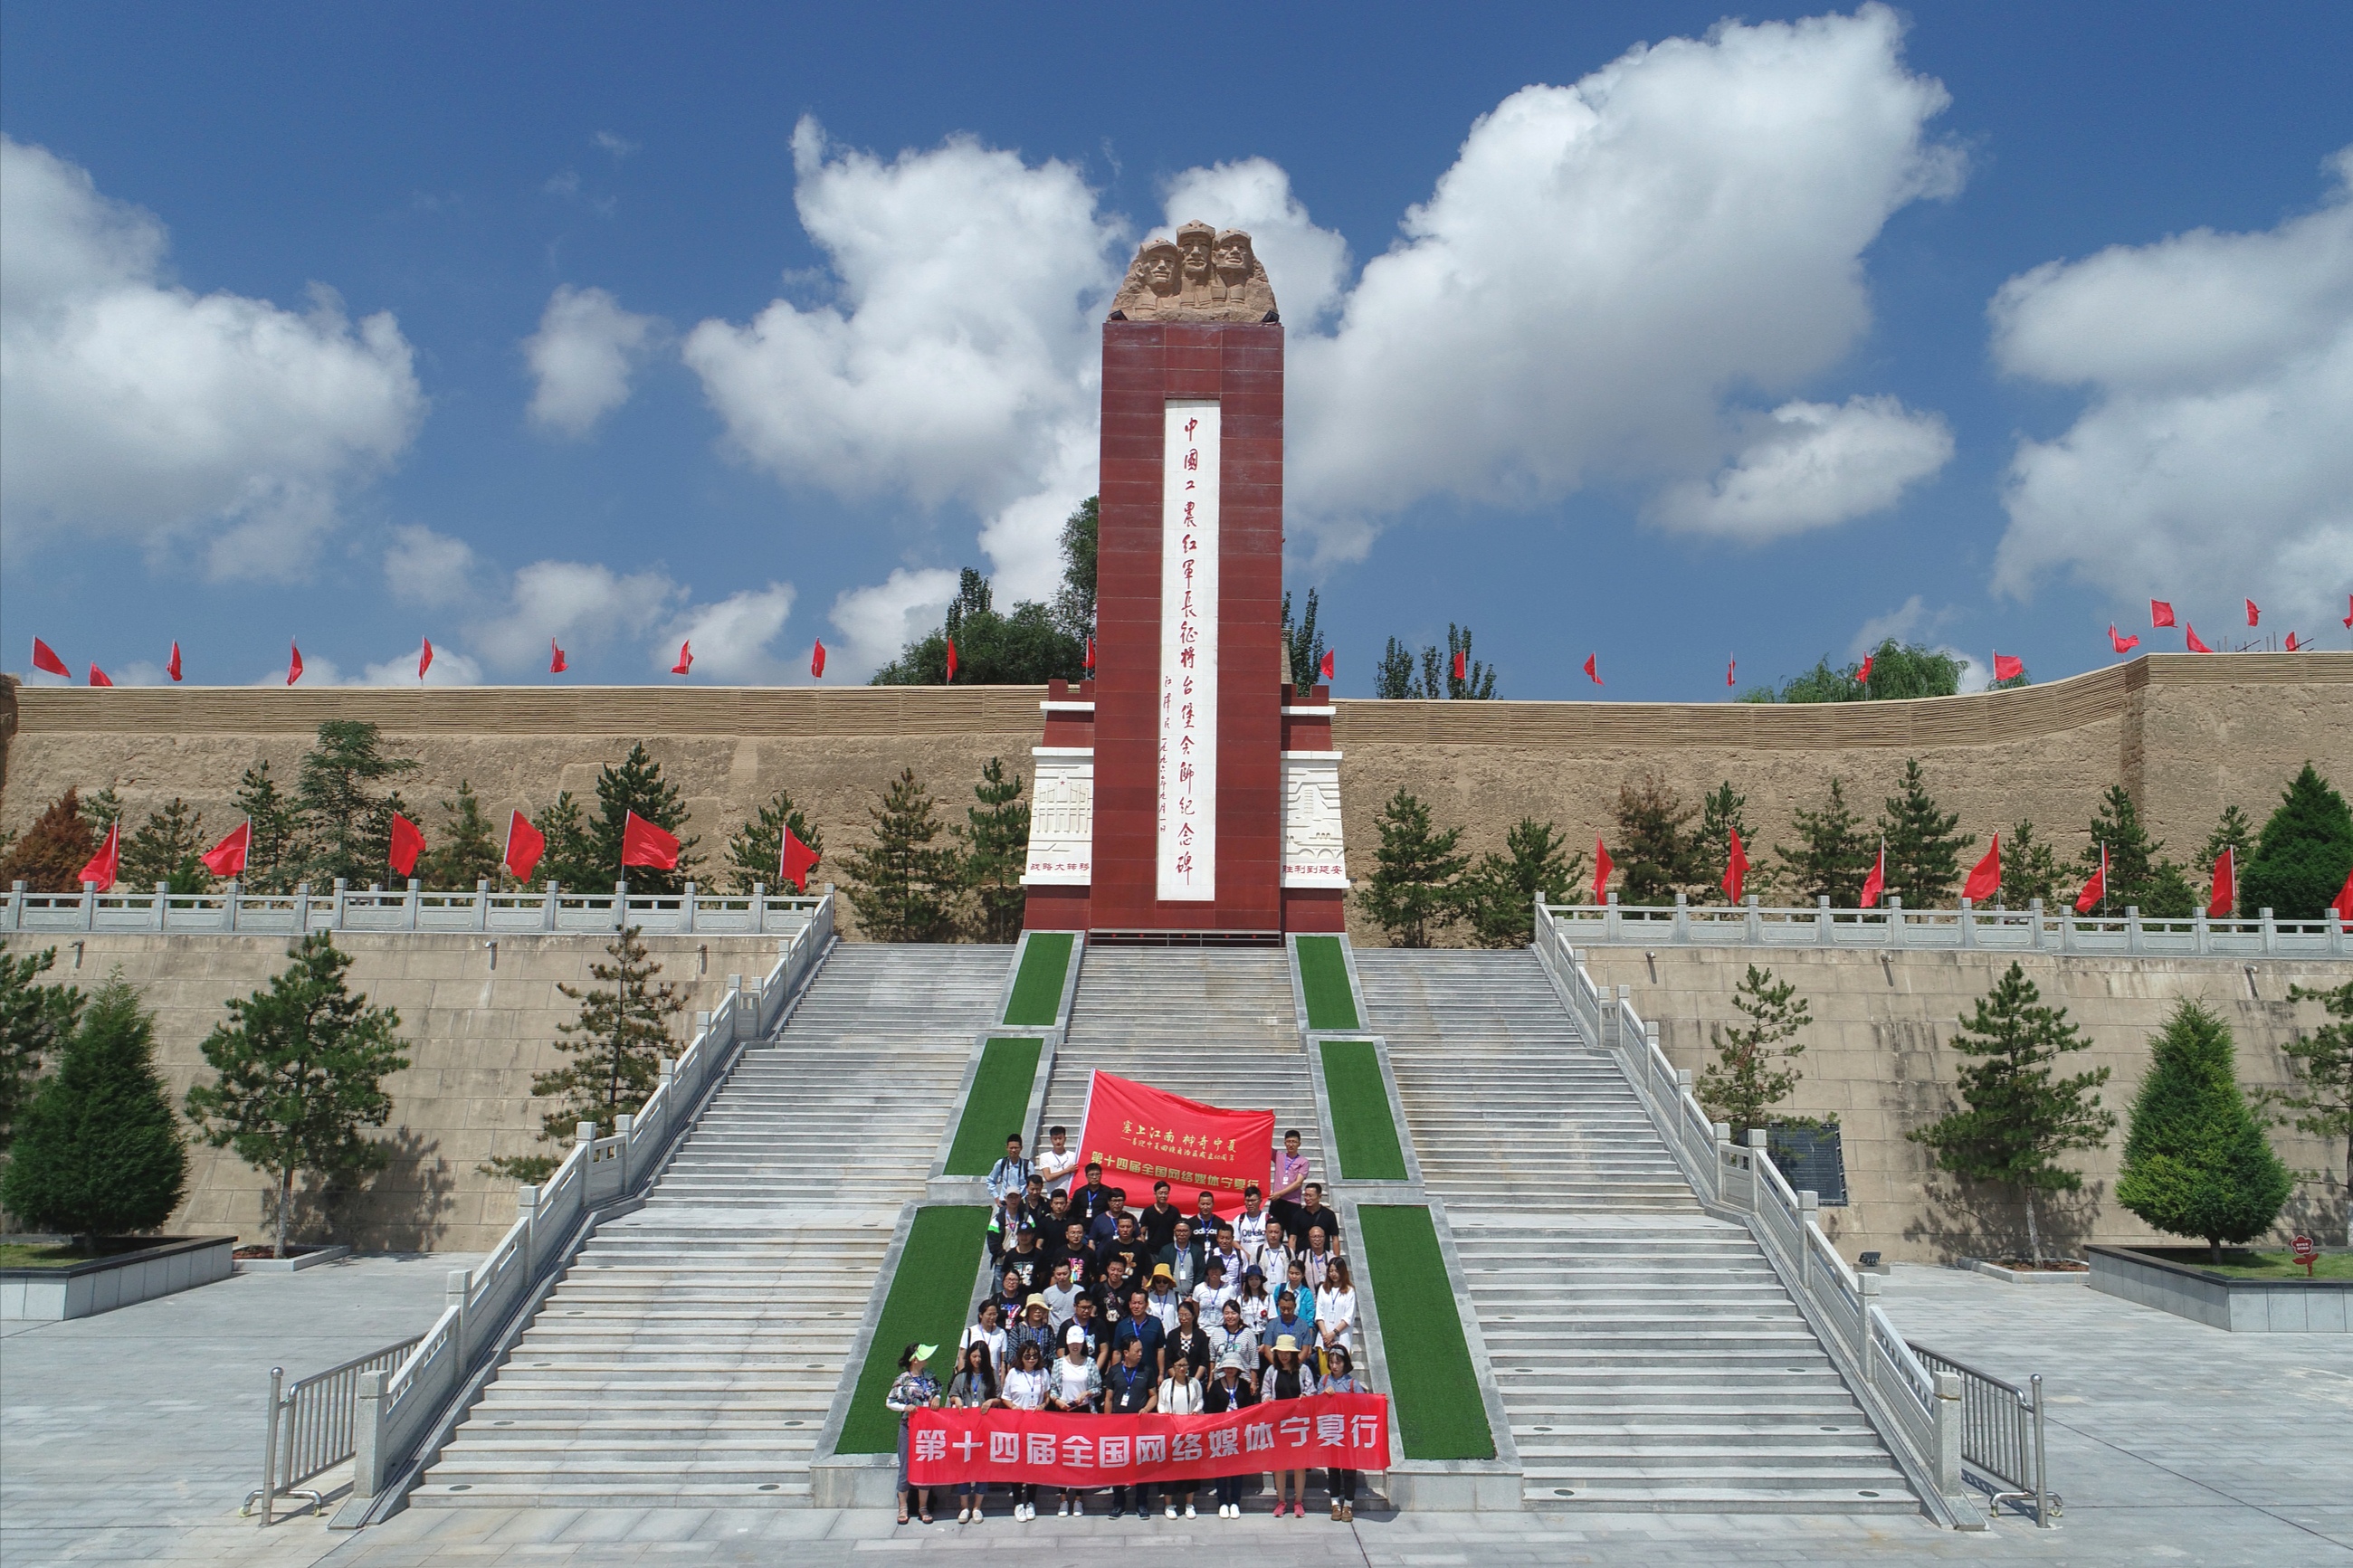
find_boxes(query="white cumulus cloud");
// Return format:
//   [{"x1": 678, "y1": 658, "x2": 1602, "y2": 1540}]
[
  {"x1": 1284, "y1": 5, "x2": 1960, "y2": 561},
  {"x1": 0, "y1": 135, "x2": 425, "y2": 581},
  {"x1": 524, "y1": 284, "x2": 662, "y2": 438},
  {"x1": 681, "y1": 117, "x2": 1125, "y2": 601},
  {"x1": 1990, "y1": 147, "x2": 2353, "y2": 624},
  {"x1": 828, "y1": 566, "x2": 959, "y2": 678},
  {"x1": 1649, "y1": 395, "x2": 1953, "y2": 538},
  {"x1": 657, "y1": 583, "x2": 797, "y2": 682},
  {"x1": 467, "y1": 558, "x2": 684, "y2": 673},
  {"x1": 384, "y1": 524, "x2": 482, "y2": 608}
]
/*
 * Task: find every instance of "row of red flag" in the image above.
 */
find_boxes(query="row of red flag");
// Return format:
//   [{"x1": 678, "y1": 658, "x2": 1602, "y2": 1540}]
[
  {"x1": 1603, "y1": 830, "x2": 2351, "y2": 922},
  {"x1": 28, "y1": 637, "x2": 838, "y2": 684},
  {"x1": 71, "y1": 810, "x2": 820, "y2": 895}
]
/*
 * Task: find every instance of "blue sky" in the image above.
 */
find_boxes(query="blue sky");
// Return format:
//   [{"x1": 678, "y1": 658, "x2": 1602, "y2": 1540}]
[{"x1": 3, "y1": 2, "x2": 2348, "y2": 696}]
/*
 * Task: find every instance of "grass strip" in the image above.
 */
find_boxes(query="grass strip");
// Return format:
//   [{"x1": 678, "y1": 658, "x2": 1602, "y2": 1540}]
[
  {"x1": 1319, "y1": 1041, "x2": 1408, "y2": 1182},
  {"x1": 1357, "y1": 1205, "x2": 1496, "y2": 1461},
  {"x1": 942, "y1": 1038, "x2": 1043, "y2": 1176},
  {"x1": 2138, "y1": 1247, "x2": 2353, "y2": 1280},
  {"x1": 838, "y1": 1205, "x2": 993, "y2": 1454},
  {"x1": 1295, "y1": 936, "x2": 1361, "y2": 1031},
  {"x1": 1002, "y1": 932, "x2": 1074, "y2": 1026}
]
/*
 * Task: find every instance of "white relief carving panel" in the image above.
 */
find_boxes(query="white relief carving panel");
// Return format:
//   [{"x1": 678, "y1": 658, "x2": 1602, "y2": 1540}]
[
  {"x1": 1281, "y1": 751, "x2": 1348, "y2": 889},
  {"x1": 1023, "y1": 748, "x2": 1094, "y2": 886}
]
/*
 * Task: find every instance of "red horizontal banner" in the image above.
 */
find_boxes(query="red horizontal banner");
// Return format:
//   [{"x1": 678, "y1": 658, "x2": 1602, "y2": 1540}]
[
  {"x1": 1077, "y1": 1069, "x2": 1273, "y2": 1221},
  {"x1": 906, "y1": 1392, "x2": 1388, "y2": 1487}
]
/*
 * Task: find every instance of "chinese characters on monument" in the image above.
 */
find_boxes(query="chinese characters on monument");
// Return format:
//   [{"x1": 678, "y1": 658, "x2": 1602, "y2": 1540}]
[{"x1": 1158, "y1": 399, "x2": 1219, "y2": 901}]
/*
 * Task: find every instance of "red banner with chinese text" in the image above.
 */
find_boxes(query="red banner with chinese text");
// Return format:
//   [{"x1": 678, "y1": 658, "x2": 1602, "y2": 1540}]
[
  {"x1": 906, "y1": 1392, "x2": 1388, "y2": 1487},
  {"x1": 1077, "y1": 1070, "x2": 1272, "y2": 1221}
]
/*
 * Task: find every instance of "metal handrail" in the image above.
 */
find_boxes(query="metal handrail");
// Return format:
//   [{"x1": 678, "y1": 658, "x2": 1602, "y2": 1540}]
[
  {"x1": 243, "y1": 1335, "x2": 423, "y2": 1525},
  {"x1": 2, "y1": 878, "x2": 828, "y2": 937},
  {"x1": 1908, "y1": 1343, "x2": 2059, "y2": 1525}
]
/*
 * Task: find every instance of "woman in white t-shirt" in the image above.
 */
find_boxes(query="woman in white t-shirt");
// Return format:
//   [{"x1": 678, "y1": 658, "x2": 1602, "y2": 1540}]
[
  {"x1": 1000, "y1": 1341, "x2": 1050, "y2": 1521},
  {"x1": 1237, "y1": 1266, "x2": 1276, "y2": 1332},
  {"x1": 1157, "y1": 1352, "x2": 1207, "y2": 1519},
  {"x1": 959, "y1": 1300, "x2": 1008, "y2": 1375},
  {"x1": 1315, "y1": 1256, "x2": 1358, "y2": 1372},
  {"x1": 1048, "y1": 1329, "x2": 1103, "y2": 1518}
]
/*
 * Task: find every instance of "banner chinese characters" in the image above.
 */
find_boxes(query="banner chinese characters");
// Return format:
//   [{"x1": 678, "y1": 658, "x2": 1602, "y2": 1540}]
[
  {"x1": 907, "y1": 1392, "x2": 1388, "y2": 1487},
  {"x1": 1077, "y1": 1070, "x2": 1272, "y2": 1220},
  {"x1": 1158, "y1": 398, "x2": 1219, "y2": 901}
]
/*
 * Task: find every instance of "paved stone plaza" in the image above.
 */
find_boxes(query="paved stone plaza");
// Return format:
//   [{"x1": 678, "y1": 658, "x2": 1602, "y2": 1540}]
[{"x1": 3, "y1": 1257, "x2": 2346, "y2": 1566}]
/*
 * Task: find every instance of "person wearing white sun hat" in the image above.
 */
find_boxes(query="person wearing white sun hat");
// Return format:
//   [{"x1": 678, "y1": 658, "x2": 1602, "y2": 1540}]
[{"x1": 1262, "y1": 1334, "x2": 1319, "y2": 1517}]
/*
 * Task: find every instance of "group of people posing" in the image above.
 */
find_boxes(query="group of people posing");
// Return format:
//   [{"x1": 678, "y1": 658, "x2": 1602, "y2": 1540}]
[{"x1": 886, "y1": 1126, "x2": 1371, "y2": 1527}]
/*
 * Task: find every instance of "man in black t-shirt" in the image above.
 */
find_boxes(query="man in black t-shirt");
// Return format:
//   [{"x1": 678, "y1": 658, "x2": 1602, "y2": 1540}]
[
  {"x1": 1100, "y1": 1337, "x2": 1159, "y2": 1519},
  {"x1": 1138, "y1": 1182, "x2": 1183, "y2": 1254},
  {"x1": 1094, "y1": 1212, "x2": 1148, "y2": 1285},
  {"x1": 1002, "y1": 1227, "x2": 1048, "y2": 1295},
  {"x1": 1072, "y1": 1164, "x2": 1113, "y2": 1226},
  {"x1": 1293, "y1": 1183, "x2": 1342, "y2": 1252},
  {"x1": 1091, "y1": 1257, "x2": 1133, "y2": 1328}
]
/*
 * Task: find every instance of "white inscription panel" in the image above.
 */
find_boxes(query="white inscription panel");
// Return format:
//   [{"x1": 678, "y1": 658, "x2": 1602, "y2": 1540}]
[
  {"x1": 1281, "y1": 752, "x2": 1349, "y2": 888},
  {"x1": 1022, "y1": 747, "x2": 1094, "y2": 885},
  {"x1": 1157, "y1": 399, "x2": 1219, "y2": 901}
]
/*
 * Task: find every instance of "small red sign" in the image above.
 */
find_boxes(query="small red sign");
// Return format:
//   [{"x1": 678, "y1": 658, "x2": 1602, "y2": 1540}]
[{"x1": 2291, "y1": 1235, "x2": 2317, "y2": 1276}]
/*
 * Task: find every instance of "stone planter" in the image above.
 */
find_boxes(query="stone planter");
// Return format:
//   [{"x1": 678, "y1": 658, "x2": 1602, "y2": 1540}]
[
  {"x1": 0, "y1": 1235, "x2": 236, "y2": 1321},
  {"x1": 1963, "y1": 1259, "x2": 2087, "y2": 1285},
  {"x1": 233, "y1": 1242, "x2": 352, "y2": 1274},
  {"x1": 2087, "y1": 1245, "x2": 2351, "y2": 1332}
]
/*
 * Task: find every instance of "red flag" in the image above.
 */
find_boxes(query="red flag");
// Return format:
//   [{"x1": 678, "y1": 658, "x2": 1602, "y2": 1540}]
[
  {"x1": 504, "y1": 811, "x2": 546, "y2": 882},
  {"x1": 88, "y1": 664, "x2": 113, "y2": 687},
  {"x1": 201, "y1": 820, "x2": 252, "y2": 879},
  {"x1": 1083, "y1": 637, "x2": 1096, "y2": 673},
  {"x1": 419, "y1": 638, "x2": 433, "y2": 679},
  {"x1": 1962, "y1": 834, "x2": 2002, "y2": 903},
  {"x1": 31, "y1": 638, "x2": 69, "y2": 678},
  {"x1": 549, "y1": 639, "x2": 568, "y2": 674},
  {"x1": 1721, "y1": 828, "x2": 1748, "y2": 904},
  {"x1": 2151, "y1": 600, "x2": 2176, "y2": 628},
  {"x1": 2109, "y1": 625, "x2": 2139, "y2": 654},
  {"x1": 2185, "y1": 623, "x2": 2213, "y2": 653},
  {"x1": 2074, "y1": 844, "x2": 2107, "y2": 915},
  {"x1": 78, "y1": 820, "x2": 120, "y2": 892},
  {"x1": 1452, "y1": 648, "x2": 1467, "y2": 681},
  {"x1": 1727, "y1": 655, "x2": 1736, "y2": 688},
  {"x1": 621, "y1": 810, "x2": 680, "y2": 870},
  {"x1": 1992, "y1": 652, "x2": 2024, "y2": 683},
  {"x1": 1592, "y1": 837, "x2": 1613, "y2": 903},
  {"x1": 779, "y1": 826, "x2": 821, "y2": 892},
  {"x1": 672, "y1": 641, "x2": 693, "y2": 676},
  {"x1": 2344, "y1": 594, "x2": 2353, "y2": 631},
  {"x1": 811, "y1": 639, "x2": 827, "y2": 679},
  {"x1": 388, "y1": 813, "x2": 425, "y2": 878},
  {"x1": 2245, "y1": 599, "x2": 2259, "y2": 627},
  {"x1": 1318, "y1": 649, "x2": 1335, "y2": 681},
  {"x1": 1860, "y1": 840, "x2": 1886, "y2": 908},
  {"x1": 1856, "y1": 653, "x2": 1874, "y2": 685},
  {"x1": 288, "y1": 642, "x2": 304, "y2": 685},
  {"x1": 2333, "y1": 862, "x2": 2353, "y2": 924},
  {"x1": 2286, "y1": 632, "x2": 2302, "y2": 651},
  {"x1": 167, "y1": 641, "x2": 183, "y2": 681},
  {"x1": 1583, "y1": 653, "x2": 1601, "y2": 685},
  {"x1": 2207, "y1": 846, "x2": 2235, "y2": 919},
  {"x1": 944, "y1": 638, "x2": 958, "y2": 681}
]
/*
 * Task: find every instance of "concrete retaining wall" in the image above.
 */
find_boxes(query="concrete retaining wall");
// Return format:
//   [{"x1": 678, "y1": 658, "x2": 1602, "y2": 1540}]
[
  {"x1": 6, "y1": 931, "x2": 794, "y2": 1254},
  {"x1": 2088, "y1": 1246, "x2": 2352, "y2": 1333},
  {"x1": 0, "y1": 1235, "x2": 234, "y2": 1320},
  {"x1": 1575, "y1": 946, "x2": 2350, "y2": 1265}
]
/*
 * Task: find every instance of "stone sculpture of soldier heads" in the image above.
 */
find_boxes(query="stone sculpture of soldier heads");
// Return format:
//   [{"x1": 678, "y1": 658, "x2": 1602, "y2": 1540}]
[
  {"x1": 1213, "y1": 229, "x2": 1256, "y2": 288},
  {"x1": 1176, "y1": 220, "x2": 1216, "y2": 288},
  {"x1": 1139, "y1": 238, "x2": 1179, "y2": 297}
]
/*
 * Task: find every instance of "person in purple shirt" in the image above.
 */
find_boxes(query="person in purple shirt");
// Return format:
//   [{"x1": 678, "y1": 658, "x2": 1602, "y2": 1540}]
[{"x1": 1269, "y1": 1128, "x2": 1310, "y2": 1238}]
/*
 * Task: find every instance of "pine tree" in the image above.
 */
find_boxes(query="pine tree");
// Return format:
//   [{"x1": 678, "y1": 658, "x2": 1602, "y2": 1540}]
[
  {"x1": 1773, "y1": 778, "x2": 1873, "y2": 908},
  {"x1": 417, "y1": 781, "x2": 503, "y2": 890},
  {"x1": 0, "y1": 789, "x2": 96, "y2": 893},
  {"x1": 1, "y1": 940, "x2": 84, "y2": 1150},
  {"x1": 957, "y1": 758, "x2": 1030, "y2": 944},
  {"x1": 588, "y1": 743, "x2": 701, "y2": 896},
  {"x1": 2240, "y1": 764, "x2": 2353, "y2": 921},
  {"x1": 291, "y1": 722, "x2": 418, "y2": 889},
  {"x1": 1909, "y1": 962, "x2": 2115, "y2": 1263},
  {"x1": 119, "y1": 799, "x2": 213, "y2": 895},
  {"x1": 530, "y1": 792, "x2": 604, "y2": 890},
  {"x1": 840, "y1": 769, "x2": 963, "y2": 942},
  {"x1": 724, "y1": 789, "x2": 826, "y2": 894},
  {"x1": 183, "y1": 934, "x2": 410, "y2": 1256},
  {"x1": 1462, "y1": 819, "x2": 1586, "y2": 947},
  {"x1": 1699, "y1": 965, "x2": 1813, "y2": 1140},
  {"x1": 1357, "y1": 790, "x2": 1470, "y2": 947},
  {"x1": 1878, "y1": 759, "x2": 1974, "y2": 909},
  {"x1": 2115, "y1": 1000, "x2": 2292, "y2": 1263},
  {"x1": 1371, "y1": 625, "x2": 1495, "y2": 698},
  {"x1": 2198, "y1": 804, "x2": 2256, "y2": 876},
  {"x1": 77, "y1": 787, "x2": 124, "y2": 840},
  {"x1": 1281, "y1": 588, "x2": 1328, "y2": 690},
  {"x1": 1, "y1": 975, "x2": 188, "y2": 1248},
  {"x1": 483, "y1": 927, "x2": 682, "y2": 1184},
  {"x1": 1692, "y1": 782, "x2": 1758, "y2": 906},
  {"x1": 1053, "y1": 496, "x2": 1099, "y2": 641},
  {"x1": 233, "y1": 761, "x2": 301, "y2": 892},
  {"x1": 2000, "y1": 821, "x2": 2066, "y2": 910},
  {"x1": 1613, "y1": 774, "x2": 1700, "y2": 904},
  {"x1": 2076, "y1": 785, "x2": 2196, "y2": 919},
  {"x1": 2275, "y1": 980, "x2": 2353, "y2": 1246}
]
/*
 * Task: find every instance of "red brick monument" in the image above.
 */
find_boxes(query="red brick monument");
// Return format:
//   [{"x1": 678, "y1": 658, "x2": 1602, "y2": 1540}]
[{"x1": 1023, "y1": 223, "x2": 1346, "y2": 941}]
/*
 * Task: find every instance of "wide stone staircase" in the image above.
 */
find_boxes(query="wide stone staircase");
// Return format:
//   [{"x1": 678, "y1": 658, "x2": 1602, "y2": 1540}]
[
  {"x1": 1358, "y1": 948, "x2": 1913, "y2": 1514},
  {"x1": 1045, "y1": 948, "x2": 1325, "y2": 1202},
  {"x1": 412, "y1": 944, "x2": 1006, "y2": 1507}
]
